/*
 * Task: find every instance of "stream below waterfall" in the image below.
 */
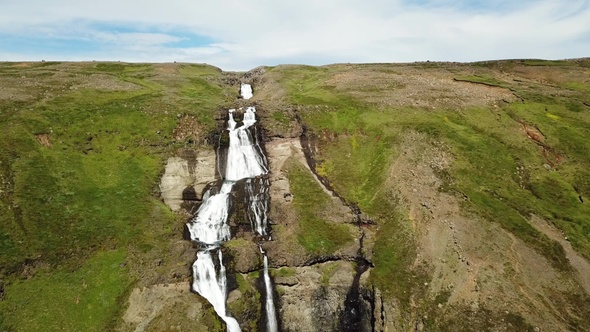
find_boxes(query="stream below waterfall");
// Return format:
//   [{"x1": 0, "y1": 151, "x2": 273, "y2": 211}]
[{"x1": 185, "y1": 84, "x2": 278, "y2": 332}]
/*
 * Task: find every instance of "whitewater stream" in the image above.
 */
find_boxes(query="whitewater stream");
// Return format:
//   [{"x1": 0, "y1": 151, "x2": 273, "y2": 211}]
[{"x1": 185, "y1": 85, "x2": 277, "y2": 332}]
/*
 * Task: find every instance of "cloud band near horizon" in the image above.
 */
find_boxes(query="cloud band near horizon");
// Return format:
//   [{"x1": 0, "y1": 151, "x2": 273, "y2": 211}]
[{"x1": 0, "y1": 0, "x2": 589, "y2": 70}]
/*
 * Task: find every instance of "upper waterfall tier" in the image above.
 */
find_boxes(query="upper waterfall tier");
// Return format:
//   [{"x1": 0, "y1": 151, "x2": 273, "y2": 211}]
[
  {"x1": 225, "y1": 107, "x2": 268, "y2": 181},
  {"x1": 240, "y1": 84, "x2": 253, "y2": 99}
]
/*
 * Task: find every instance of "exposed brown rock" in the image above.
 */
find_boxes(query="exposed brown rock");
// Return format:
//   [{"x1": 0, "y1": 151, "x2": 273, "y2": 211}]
[{"x1": 35, "y1": 133, "x2": 52, "y2": 147}]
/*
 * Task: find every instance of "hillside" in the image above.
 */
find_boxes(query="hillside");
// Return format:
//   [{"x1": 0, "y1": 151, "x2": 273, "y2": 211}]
[{"x1": 0, "y1": 59, "x2": 589, "y2": 331}]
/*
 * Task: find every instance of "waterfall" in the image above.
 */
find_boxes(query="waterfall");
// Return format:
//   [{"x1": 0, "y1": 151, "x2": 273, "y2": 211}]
[
  {"x1": 185, "y1": 182, "x2": 234, "y2": 246},
  {"x1": 262, "y1": 251, "x2": 279, "y2": 332},
  {"x1": 226, "y1": 107, "x2": 267, "y2": 181},
  {"x1": 187, "y1": 84, "x2": 278, "y2": 331},
  {"x1": 192, "y1": 250, "x2": 241, "y2": 332},
  {"x1": 245, "y1": 177, "x2": 270, "y2": 236},
  {"x1": 240, "y1": 83, "x2": 253, "y2": 100}
]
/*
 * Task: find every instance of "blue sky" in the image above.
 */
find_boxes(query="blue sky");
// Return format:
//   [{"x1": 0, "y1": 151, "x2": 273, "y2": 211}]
[{"x1": 0, "y1": 0, "x2": 589, "y2": 70}]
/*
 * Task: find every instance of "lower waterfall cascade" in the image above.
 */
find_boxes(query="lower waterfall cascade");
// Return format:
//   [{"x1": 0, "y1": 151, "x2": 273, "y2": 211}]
[
  {"x1": 262, "y1": 248, "x2": 278, "y2": 332},
  {"x1": 185, "y1": 84, "x2": 277, "y2": 331}
]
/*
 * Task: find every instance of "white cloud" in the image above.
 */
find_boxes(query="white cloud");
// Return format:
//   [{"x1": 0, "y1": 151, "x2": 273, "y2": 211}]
[
  {"x1": 0, "y1": 0, "x2": 589, "y2": 70},
  {"x1": 93, "y1": 32, "x2": 183, "y2": 47}
]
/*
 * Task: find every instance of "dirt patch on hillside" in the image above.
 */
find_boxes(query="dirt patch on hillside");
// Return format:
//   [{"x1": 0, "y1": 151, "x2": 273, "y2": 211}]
[
  {"x1": 35, "y1": 134, "x2": 52, "y2": 147},
  {"x1": 0, "y1": 65, "x2": 142, "y2": 104},
  {"x1": 118, "y1": 282, "x2": 212, "y2": 332},
  {"x1": 324, "y1": 65, "x2": 516, "y2": 109},
  {"x1": 385, "y1": 131, "x2": 588, "y2": 330},
  {"x1": 529, "y1": 215, "x2": 590, "y2": 294},
  {"x1": 510, "y1": 63, "x2": 590, "y2": 89},
  {"x1": 518, "y1": 120, "x2": 564, "y2": 167},
  {"x1": 73, "y1": 73, "x2": 141, "y2": 91},
  {"x1": 172, "y1": 116, "x2": 202, "y2": 142}
]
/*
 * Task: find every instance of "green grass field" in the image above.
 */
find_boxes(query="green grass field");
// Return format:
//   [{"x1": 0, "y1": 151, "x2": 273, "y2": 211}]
[
  {"x1": 0, "y1": 250, "x2": 128, "y2": 331},
  {"x1": 284, "y1": 157, "x2": 354, "y2": 255},
  {"x1": 0, "y1": 62, "x2": 234, "y2": 331}
]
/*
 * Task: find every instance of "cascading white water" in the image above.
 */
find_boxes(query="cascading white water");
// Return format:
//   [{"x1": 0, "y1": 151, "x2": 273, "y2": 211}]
[
  {"x1": 185, "y1": 182, "x2": 234, "y2": 246},
  {"x1": 186, "y1": 107, "x2": 267, "y2": 245},
  {"x1": 192, "y1": 250, "x2": 241, "y2": 332},
  {"x1": 240, "y1": 83, "x2": 253, "y2": 100},
  {"x1": 187, "y1": 84, "x2": 278, "y2": 332},
  {"x1": 262, "y1": 251, "x2": 278, "y2": 332},
  {"x1": 226, "y1": 107, "x2": 268, "y2": 181},
  {"x1": 245, "y1": 178, "x2": 270, "y2": 236},
  {"x1": 188, "y1": 190, "x2": 241, "y2": 332}
]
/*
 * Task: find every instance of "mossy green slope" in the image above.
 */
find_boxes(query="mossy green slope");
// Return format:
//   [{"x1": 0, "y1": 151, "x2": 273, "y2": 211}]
[
  {"x1": 0, "y1": 62, "x2": 234, "y2": 331},
  {"x1": 284, "y1": 157, "x2": 353, "y2": 255},
  {"x1": 0, "y1": 250, "x2": 128, "y2": 332},
  {"x1": 269, "y1": 60, "x2": 590, "y2": 288}
]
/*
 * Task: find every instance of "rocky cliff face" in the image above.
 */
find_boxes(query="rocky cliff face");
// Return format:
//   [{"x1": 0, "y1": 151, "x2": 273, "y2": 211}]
[{"x1": 160, "y1": 149, "x2": 217, "y2": 212}]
